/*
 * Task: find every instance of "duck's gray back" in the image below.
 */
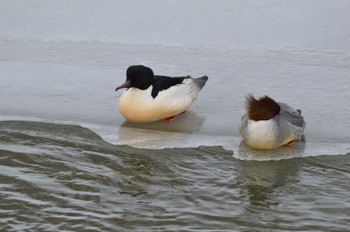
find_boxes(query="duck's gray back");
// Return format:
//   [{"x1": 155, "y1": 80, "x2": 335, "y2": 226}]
[{"x1": 278, "y1": 102, "x2": 305, "y2": 129}]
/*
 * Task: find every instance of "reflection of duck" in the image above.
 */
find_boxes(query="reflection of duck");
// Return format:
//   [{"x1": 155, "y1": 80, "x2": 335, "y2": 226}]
[
  {"x1": 234, "y1": 145, "x2": 302, "y2": 206},
  {"x1": 117, "y1": 111, "x2": 205, "y2": 148},
  {"x1": 240, "y1": 95, "x2": 306, "y2": 149},
  {"x1": 237, "y1": 158, "x2": 301, "y2": 207},
  {"x1": 121, "y1": 110, "x2": 204, "y2": 134},
  {"x1": 236, "y1": 139, "x2": 306, "y2": 161},
  {"x1": 115, "y1": 65, "x2": 208, "y2": 123}
]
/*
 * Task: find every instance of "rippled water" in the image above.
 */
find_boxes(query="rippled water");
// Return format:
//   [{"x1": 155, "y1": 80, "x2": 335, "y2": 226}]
[
  {"x1": 1, "y1": 1, "x2": 350, "y2": 231},
  {"x1": 1, "y1": 121, "x2": 349, "y2": 231}
]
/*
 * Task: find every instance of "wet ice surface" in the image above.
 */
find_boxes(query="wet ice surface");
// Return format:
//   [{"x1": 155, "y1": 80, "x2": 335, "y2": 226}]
[
  {"x1": 1, "y1": 0, "x2": 350, "y2": 158},
  {"x1": 0, "y1": 40, "x2": 349, "y2": 159},
  {"x1": 2, "y1": 0, "x2": 350, "y2": 51}
]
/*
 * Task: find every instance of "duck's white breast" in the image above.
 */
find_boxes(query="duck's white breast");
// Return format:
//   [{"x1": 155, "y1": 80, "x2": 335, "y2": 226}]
[
  {"x1": 243, "y1": 119, "x2": 280, "y2": 149},
  {"x1": 118, "y1": 79, "x2": 200, "y2": 123},
  {"x1": 240, "y1": 117, "x2": 296, "y2": 149}
]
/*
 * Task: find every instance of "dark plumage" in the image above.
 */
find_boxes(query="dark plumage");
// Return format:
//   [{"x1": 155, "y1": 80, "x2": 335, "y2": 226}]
[
  {"x1": 246, "y1": 95, "x2": 281, "y2": 121},
  {"x1": 152, "y1": 75, "x2": 187, "y2": 98}
]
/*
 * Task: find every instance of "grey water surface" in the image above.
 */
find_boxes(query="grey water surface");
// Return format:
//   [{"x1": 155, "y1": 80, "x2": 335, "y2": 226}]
[{"x1": 1, "y1": 121, "x2": 349, "y2": 231}]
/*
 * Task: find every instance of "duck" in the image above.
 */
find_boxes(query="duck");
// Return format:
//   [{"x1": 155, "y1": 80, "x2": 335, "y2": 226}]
[
  {"x1": 239, "y1": 95, "x2": 305, "y2": 149},
  {"x1": 115, "y1": 65, "x2": 208, "y2": 123}
]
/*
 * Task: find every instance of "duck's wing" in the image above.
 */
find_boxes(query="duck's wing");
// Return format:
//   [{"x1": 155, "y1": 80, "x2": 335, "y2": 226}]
[
  {"x1": 281, "y1": 111, "x2": 305, "y2": 128},
  {"x1": 152, "y1": 75, "x2": 187, "y2": 98},
  {"x1": 152, "y1": 75, "x2": 208, "y2": 99},
  {"x1": 278, "y1": 102, "x2": 305, "y2": 128}
]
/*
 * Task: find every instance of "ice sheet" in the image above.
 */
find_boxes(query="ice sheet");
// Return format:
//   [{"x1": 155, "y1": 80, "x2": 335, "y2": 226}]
[{"x1": 0, "y1": 1, "x2": 349, "y2": 157}]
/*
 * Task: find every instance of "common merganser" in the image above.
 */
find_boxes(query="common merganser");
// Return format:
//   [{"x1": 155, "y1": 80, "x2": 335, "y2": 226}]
[
  {"x1": 116, "y1": 65, "x2": 208, "y2": 123},
  {"x1": 240, "y1": 95, "x2": 305, "y2": 149}
]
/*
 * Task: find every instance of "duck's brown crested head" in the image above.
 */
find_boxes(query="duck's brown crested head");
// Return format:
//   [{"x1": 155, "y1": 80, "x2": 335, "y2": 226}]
[{"x1": 245, "y1": 95, "x2": 281, "y2": 121}]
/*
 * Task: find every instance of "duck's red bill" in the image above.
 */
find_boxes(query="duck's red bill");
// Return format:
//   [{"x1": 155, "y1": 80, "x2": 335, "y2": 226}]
[{"x1": 115, "y1": 80, "x2": 131, "y2": 91}]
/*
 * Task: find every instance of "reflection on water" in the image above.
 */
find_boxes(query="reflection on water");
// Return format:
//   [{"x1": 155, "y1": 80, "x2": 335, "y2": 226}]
[
  {"x1": 235, "y1": 158, "x2": 301, "y2": 207},
  {"x1": 234, "y1": 141, "x2": 304, "y2": 207},
  {"x1": 120, "y1": 110, "x2": 204, "y2": 134},
  {"x1": 118, "y1": 111, "x2": 205, "y2": 149},
  {"x1": 235, "y1": 139, "x2": 306, "y2": 161}
]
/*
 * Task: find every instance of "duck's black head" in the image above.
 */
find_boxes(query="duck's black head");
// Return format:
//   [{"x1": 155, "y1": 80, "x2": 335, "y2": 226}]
[{"x1": 116, "y1": 65, "x2": 154, "y2": 91}]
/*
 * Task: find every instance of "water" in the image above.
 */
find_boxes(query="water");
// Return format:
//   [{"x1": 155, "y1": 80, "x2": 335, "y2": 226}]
[
  {"x1": 1, "y1": 1, "x2": 350, "y2": 231},
  {"x1": 0, "y1": 121, "x2": 349, "y2": 231}
]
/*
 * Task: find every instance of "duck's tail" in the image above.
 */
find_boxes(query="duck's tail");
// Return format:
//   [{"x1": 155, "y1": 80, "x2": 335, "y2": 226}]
[
  {"x1": 193, "y1": 75, "x2": 209, "y2": 90},
  {"x1": 245, "y1": 95, "x2": 281, "y2": 121}
]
